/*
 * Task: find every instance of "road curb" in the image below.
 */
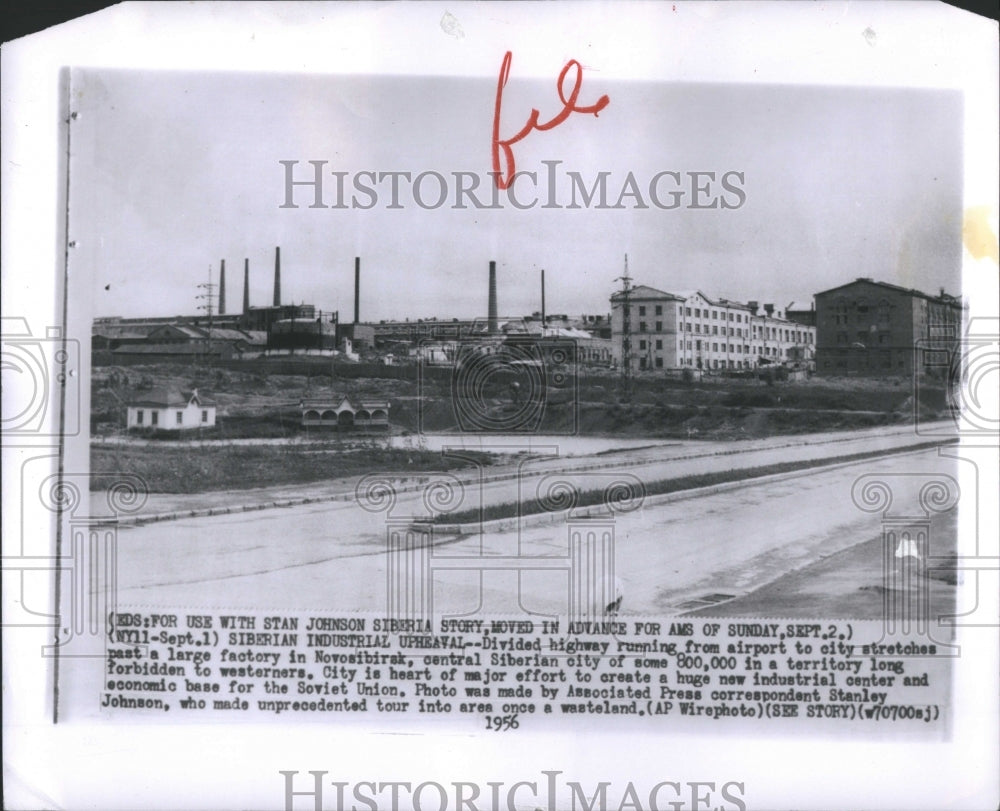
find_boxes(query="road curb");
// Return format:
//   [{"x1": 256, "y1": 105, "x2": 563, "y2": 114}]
[
  {"x1": 110, "y1": 428, "x2": 955, "y2": 527},
  {"x1": 426, "y1": 442, "x2": 954, "y2": 536}
]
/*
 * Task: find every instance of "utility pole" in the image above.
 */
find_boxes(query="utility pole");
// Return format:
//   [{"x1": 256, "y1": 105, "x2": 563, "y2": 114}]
[
  {"x1": 615, "y1": 253, "x2": 633, "y2": 400},
  {"x1": 196, "y1": 266, "x2": 216, "y2": 368}
]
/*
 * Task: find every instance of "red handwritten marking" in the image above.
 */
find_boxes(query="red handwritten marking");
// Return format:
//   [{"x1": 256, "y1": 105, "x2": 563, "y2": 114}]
[{"x1": 491, "y1": 51, "x2": 610, "y2": 190}]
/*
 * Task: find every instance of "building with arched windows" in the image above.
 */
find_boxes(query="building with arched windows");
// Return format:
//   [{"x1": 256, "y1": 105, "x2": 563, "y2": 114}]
[{"x1": 299, "y1": 397, "x2": 390, "y2": 430}]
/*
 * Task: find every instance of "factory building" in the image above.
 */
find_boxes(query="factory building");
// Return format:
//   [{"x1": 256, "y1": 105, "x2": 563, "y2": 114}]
[
  {"x1": 814, "y1": 278, "x2": 963, "y2": 377},
  {"x1": 263, "y1": 254, "x2": 375, "y2": 352},
  {"x1": 610, "y1": 286, "x2": 816, "y2": 372}
]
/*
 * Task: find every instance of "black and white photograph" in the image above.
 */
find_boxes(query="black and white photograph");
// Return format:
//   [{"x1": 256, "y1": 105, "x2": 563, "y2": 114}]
[{"x1": 3, "y1": 3, "x2": 998, "y2": 810}]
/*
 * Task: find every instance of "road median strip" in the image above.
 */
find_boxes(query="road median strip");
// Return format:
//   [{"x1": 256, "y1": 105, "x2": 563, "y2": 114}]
[
  {"x1": 425, "y1": 439, "x2": 958, "y2": 535},
  {"x1": 109, "y1": 430, "x2": 955, "y2": 527}
]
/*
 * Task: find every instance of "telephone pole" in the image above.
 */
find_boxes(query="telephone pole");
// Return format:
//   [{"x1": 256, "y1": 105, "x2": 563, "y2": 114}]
[
  {"x1": 615, "y1": 253, "x2": 633, "y2": 400},
  {"x1": 196, "y1": 267, "x2": 217, "y2": 367}
]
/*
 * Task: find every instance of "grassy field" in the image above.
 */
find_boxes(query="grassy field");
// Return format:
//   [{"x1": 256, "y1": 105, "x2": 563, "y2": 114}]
[
  {"x1": 90, "y1": 443, "x2": 492, "y2": 493},
  {"x1": 90, "y1": 362, "x2": 952, "y2": 493},
  {"x1": 91, "y1": 362, "x2": 949, "y2": 441}
]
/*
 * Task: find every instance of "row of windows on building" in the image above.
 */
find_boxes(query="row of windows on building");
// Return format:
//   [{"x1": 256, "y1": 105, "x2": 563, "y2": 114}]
[
  {"x1": 634, "y1": 321, "x2": 814, "y2": 341},
  {"x1": 639, "y1": 356, "x2": 759, "y2": 370},
  {"x1": 830, "y1": 297, "x2": 961, "y2": 326},
  {"x1": 832, "y1": 298, "x2": 893, "y2": 325},
  {"x1": 821, "y1": 353, "x2": 906, "y2": 370},
  {"x1": 628, "y1": 304, "x2": 751, "y2": 322},
  {"x1": 134, "y1": 409, "x2": 211, "y2": 426},
  {"x1": 638, "y1": 338, "x2": 788, "y2": 355},
  {"x1": 835, "y1": 331, "x2": 898, "y2": 345},
  {"x1": 681, "y1": 306, "x2": 747, "y2": 322}
]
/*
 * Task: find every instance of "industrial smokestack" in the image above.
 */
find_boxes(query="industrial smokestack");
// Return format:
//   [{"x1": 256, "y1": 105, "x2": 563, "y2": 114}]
[
  {"x1": 273, "y1": 246, "x2": 281, "y2": 306},
  {"x1": 541, "y1": 269, "x2": 546, "y2": 326},
  {"x1": 242, "y1": 258, "x2": 250, "y2": 315},
  {"x1": 218, "y1": 259, "x2": 226, "y2": 315},
  {"x1": 354, "y1": 256, "x2": 360, "y2": 325},
  {"x1": 488, "y1": 260, "x2": 498, "y2": 334}
]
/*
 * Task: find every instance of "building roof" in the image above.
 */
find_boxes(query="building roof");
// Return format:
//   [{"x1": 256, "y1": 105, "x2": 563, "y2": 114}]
[
  {"x1": 128, "y1": 388, "x2": 216, "y2": 407},
  {"x1": 112, "y1": 342, "x2": 232, "y2": 356},
  {"x1": 202, "y1": 327, "x2": 259, "y2": 342},
  {"x1": 815, "y1": 277, "x2": 961, "y2": 305},
  {"x1": 674, "y1": 290, "x2": 753, "y2": 309},
  {"x1": 147, "y1": 324, "x2": 208, "y2": 339},
  {"x1": 610, "y1": 285, "x2": 684, "y2": 302},
  {"x1": 92, "y1": 329, "x2": 150, "y2": 341},
  {"x1": 616, "y1": 287, "x2": 753, "y2": 310},
  {"x1": 541, "y1": 327, "x2": 594, "y2": 339},
  {"x1": 91, "y1": 324, "x2": 160, "y2": 338},
  {"x1": 300, "y1": 396, "x2": 389, "y2": 411}
]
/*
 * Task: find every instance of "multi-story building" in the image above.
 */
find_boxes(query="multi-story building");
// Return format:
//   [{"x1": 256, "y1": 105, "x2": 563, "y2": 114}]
[
  {"x1": 814, "y1": 278, "x2": 963, "y2": 376},
  {"x1": 610, "y1": 287, "x2": 815, "y2": 372},
  {"x1": 745, "y1": 301, "x2": 816, "y2": 368},
  {"x1": 609, "y1": 285, "x2": 684, "y2": 371}
]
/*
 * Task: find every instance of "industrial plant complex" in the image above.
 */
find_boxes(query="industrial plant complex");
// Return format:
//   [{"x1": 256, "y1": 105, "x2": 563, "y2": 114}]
[
  {"x1": 90, "y1": 247, "x2": 964, "y2": 438},
  {"x1": 93, "y1": 247, "x2": 962, "y2": 380}
]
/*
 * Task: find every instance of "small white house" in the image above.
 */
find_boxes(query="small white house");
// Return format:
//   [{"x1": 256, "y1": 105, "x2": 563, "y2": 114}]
[{"x1": 127, "y1": 388, "x2": 216, "y2": 431}]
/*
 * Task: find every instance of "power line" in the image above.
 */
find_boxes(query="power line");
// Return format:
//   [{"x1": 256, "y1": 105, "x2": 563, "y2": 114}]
[
  {"x1": 196, "y1": 266, "x2": 217, "y2": 366},
  {"x1": 615, "y1": 253, "x2": 632, "y2": 400}
]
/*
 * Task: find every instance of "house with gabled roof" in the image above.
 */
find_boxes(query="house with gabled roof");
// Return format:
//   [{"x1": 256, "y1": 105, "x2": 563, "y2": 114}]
[{"x1": 126, "y1": 388, "x2": 216, "y2": 430}]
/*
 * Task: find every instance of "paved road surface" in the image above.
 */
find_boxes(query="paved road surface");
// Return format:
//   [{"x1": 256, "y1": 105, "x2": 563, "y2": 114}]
[
  {"x1": 95, "y1": 421, "x2": 955, "y2": 520},
  {"x1": 112, "y1": 446, "x2": 957, "y2": 618}
]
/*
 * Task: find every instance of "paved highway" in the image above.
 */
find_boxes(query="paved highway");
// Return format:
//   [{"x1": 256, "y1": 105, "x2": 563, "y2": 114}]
[
  {"x1": 101, "y1": 421, "x2": 956, "y2": 520},
  {"x1": 112, "y1": 445, "x2": 957, "y2": 618}
]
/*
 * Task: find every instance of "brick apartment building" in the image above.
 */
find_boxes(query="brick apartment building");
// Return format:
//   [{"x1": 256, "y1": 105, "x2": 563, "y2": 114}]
[{"x1": 814, "y1": 278, "x2": 963, "y2": 377}]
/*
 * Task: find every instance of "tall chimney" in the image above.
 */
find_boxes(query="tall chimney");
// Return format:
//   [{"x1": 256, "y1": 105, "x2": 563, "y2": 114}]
[
  {"x1": 273, "y1": 246, "x2": 281, "y2": 306},
  {"x1": 488, "y1": 260, "x2": 498, "y2": 334},
  {"x1": 541, "y1": 268, "x2": 546, "y2": 326},
  {"x1": 354, "y1": 256, "x2": 360, "y2": 325},
  {"x1": 218, "y1": 259, "x2": 226, "y2": 315},
  {"x1": 242, "y1": 258, "x2": 250, "y2": 315}
]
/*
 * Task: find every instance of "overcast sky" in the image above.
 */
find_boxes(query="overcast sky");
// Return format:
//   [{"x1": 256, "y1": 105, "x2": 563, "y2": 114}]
[{"x1": 71, "y1": 68, "x2": 962, "y2": 322}]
